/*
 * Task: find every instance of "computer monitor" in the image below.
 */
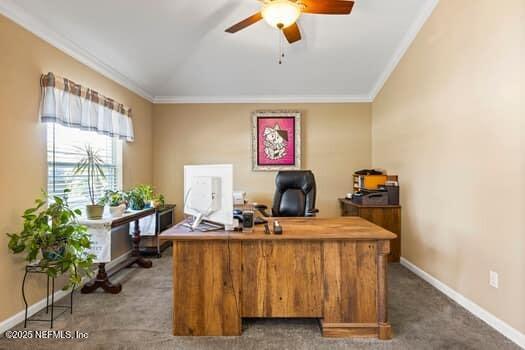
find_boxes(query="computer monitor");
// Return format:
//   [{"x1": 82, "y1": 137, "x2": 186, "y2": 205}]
[{"x1": 183, "y1": 164, "x2": 233, "y2": 230}]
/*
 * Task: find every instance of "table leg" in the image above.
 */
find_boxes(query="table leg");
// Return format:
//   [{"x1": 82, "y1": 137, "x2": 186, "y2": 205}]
[
  {"x1": 70, "y1": 285, "x2": 75, "y2": 314},
  {"x1": 46, "y1": 276, "x2": 49, "y2": 313},
  {"x1": 22, "y1": 270, "x2": 28, "y2": 328},
  {"x1": 50, "y1": 277, "x2": 54, "y2": 329},
  {"x1": 81, "y1": 263, "x2": 122, "y2": 294},
  {"x1": 82, "y1": 217, "x2": 152, "y2": 294},
  {"x1": 127, "y1": 219, "x2": 153, "y2": 268},
  {"x1": 377, "y1": 240, "x2": 392, "y2": 340}
]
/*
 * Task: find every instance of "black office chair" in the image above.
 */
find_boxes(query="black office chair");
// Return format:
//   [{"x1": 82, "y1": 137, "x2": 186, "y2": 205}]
[{"x1": 255, "y1": 170, "x2": 319, "y2": 217}]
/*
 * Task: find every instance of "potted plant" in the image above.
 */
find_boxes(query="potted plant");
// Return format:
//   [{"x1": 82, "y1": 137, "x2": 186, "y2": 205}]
[
  {"x1": 101, "y1": 190, "x2": 127, "y2": 217},
  {"x1": 137, "y1": 184, "x2": 154, "y2": 208},
  {"x1": 73, "y1": 145, "x2": 106, "y2": 219},
  {"x1": 126, "y1": 185, "x2": 165, "y2": 210},
  {"x1": 126, "y1": 185, "x2": 151, "y2": 210},
  {"x1": 127, "y1": 187, "x2": 146, "y2": 210},
  {"x1": 151, "y1": 194, "x2": 165, "y2": 209},
  {"x1": 6, "y1": 190, "x2": 95, "y2": 289}
]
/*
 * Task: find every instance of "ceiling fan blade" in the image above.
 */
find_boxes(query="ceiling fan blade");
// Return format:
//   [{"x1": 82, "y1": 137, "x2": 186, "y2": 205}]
[
  {"x1": 301, "y1": 0, "x2": 355, "y2": 15},
  {"x1": 225, "y1": 12, "x2": 263, "y2": 33},
  {"x1": 282, "y1": 23, "x2": 302, "y2": 44}
]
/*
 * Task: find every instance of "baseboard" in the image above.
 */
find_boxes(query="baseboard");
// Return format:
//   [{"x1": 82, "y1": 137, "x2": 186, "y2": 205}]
[
  {"x1": 0, "y1": 251, "x2": 132, "y2": 335},
  {"x1": 400, "y1": 257, "x2": 525, "y2": 349}
]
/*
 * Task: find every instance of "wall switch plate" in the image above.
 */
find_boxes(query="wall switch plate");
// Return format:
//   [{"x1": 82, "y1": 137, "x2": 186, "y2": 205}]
[{"x1": 489, "y1": 271, "x2": 499, "y2": 289}]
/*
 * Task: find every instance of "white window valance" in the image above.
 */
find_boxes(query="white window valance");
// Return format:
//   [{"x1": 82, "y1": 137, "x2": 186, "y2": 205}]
[{"x1": 40, "y1": 72, "x2": 134, "y2": 142}]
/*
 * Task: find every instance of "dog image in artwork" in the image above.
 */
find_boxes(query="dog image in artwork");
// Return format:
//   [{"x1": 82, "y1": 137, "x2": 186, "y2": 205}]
[{"x1": 263, "y1": 124, "x2": 289, "y2": 160}]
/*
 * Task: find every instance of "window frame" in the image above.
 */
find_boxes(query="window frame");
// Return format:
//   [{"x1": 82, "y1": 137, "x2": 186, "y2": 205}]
[{"x1": 46, "y1": 123, "x2": 123, "y2": 208}]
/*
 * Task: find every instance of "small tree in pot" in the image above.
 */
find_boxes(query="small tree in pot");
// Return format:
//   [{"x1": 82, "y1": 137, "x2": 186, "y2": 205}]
[
  {"x1": 73, "y1": 145, "x2": 106, "y2": 219},
  {"x1": 7, "y1": 190, "x2": 95, "y2": 289}
]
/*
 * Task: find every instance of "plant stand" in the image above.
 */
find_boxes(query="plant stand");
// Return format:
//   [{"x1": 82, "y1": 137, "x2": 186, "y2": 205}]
[{"x1": 22, "y1": 264, "x2": 74, "y2": 329}]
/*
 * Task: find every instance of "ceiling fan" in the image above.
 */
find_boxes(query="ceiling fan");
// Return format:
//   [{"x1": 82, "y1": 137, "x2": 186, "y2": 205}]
[{"x1": 225, "y1": 0, "x2": 355, "y2": 44}]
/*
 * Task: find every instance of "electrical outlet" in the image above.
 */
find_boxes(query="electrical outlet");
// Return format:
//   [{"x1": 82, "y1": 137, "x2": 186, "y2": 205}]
[{"x1": 489, "y1": 271, "x2": 499, "y2": 288}]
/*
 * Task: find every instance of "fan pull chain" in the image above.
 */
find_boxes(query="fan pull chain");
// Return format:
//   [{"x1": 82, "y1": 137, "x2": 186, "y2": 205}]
[{"x1": 278, "y1": 30, "x2": 285, "y2": 64}]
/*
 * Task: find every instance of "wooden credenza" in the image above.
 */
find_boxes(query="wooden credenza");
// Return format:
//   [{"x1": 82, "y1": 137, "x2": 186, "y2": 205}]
[
  {"x1": 160, "y1": 217, "x2": 396, "y2": 339},
  {"x1": 339, "y1": 198, "x2": 401, "y2": 262}
]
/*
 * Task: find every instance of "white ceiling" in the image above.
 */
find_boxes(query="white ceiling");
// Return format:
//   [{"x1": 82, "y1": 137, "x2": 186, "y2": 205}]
[{"x1": 0, "y1": 0, "x2": 437, "y2": 102}]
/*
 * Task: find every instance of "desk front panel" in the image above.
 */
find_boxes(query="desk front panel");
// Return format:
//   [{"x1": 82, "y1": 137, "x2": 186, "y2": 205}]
[
  {"x1": 322, "y1": 240, "x2": 378, "y2": 325},
  {"x1": 171, "y1": 238, "x2": 390, "y2": 339},
  {"x1": 242, "y1": 241, "x2": 323, "y2": 317},
  {"x1": 172, "y1": 241, "x2": 242, "y2": 336}
]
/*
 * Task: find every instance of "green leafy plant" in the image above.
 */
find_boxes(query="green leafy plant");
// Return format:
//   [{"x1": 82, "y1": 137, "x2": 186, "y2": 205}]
[
  {"x1": 152, "y1": 194, "x2": 165, "y2": 208},
  {"x1": 127, "y1": 185, "x2": 152, "y2": 210},
  {"x1": 126, "y1": 185, "x2": 165, "y2": 210},
  {"x1": 126, "y1": 187, "x2": 146, "y2": 210},
  {"x1": 73, "y1": 145, "x2": 106, "y2": 205},
  {"x1": 101, "y1": 190, "x2": 127, "y2": 207},
  {"x1": 6, "y1": 190, "x2": 95, "y2": 289},
  {"x1": 135, "y1": 184, "x2": 154, "y2": 202}
]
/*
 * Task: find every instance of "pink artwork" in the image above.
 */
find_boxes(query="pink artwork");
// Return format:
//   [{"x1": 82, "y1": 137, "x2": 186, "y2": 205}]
[{"x1": 252, "y1": 112, "x2": 301, "y2": 171}]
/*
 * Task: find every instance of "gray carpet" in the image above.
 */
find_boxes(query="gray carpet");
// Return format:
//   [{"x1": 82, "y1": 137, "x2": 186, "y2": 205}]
[{"x1": 0, "y1": 248, "x2": 519, "y2": 350}]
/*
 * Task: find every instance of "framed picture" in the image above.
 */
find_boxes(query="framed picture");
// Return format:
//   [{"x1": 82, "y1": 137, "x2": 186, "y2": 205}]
[{"x1": 252, "y1": 111, "x2": 301, "y2": 171}]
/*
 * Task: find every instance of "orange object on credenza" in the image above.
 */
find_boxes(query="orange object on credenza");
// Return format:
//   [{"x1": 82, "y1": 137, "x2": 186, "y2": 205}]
[{"x1": 353, "y1": 174, "x2": 387, "y2": 192}]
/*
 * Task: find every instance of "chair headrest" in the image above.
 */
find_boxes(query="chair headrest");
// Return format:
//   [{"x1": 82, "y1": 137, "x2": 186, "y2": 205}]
[{"x1": 275, "y1": 170, "x2": 316, "y2": 194}]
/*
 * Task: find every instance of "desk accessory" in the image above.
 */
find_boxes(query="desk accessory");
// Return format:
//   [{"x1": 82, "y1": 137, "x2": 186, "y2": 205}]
[
  {"x1": 273, "y1": 220, "x2": 283, "y2": 234},
  {"x1": 233, "y1": 191, "x2": 246, "y2": 205},
  {"x1": 242, "y1": 210, "x2": 255, "y2": 232}
]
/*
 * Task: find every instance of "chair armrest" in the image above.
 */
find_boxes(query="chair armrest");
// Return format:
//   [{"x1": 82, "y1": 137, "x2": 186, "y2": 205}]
[
  {"x1": 253, "y1": 204, "x2": 271, "y2": 217},
  {"x1": 305, "y1": 208, "x2": 319, "y2": 217}
]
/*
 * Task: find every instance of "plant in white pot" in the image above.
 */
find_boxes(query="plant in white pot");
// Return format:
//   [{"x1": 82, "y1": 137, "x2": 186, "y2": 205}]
[
  {"x1": 73, "y1": 145, "x2": 106, "y2": 220},
  {"x1": 102, "y1": 190, "x2": 127, "y2": 217}
]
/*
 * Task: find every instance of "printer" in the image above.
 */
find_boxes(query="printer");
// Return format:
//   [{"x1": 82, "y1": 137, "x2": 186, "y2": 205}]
[{"x1": 350, "y1": 189, "x2": 389, "y2": 206}]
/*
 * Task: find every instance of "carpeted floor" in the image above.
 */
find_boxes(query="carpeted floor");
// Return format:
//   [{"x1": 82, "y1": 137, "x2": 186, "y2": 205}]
[{"x1": 0, "y1": 248, "x2": 519, "y2": 350}]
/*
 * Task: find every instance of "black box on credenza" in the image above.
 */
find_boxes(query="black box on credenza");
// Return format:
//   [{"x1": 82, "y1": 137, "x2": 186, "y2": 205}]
[{"x1": 384, "y1": 185, "x2": 400, "y2": 205}]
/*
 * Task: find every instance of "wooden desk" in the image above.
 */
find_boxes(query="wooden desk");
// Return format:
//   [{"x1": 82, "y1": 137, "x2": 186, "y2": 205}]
[{"x1": 160, "y1": 217, "x2": 396, "y2": 339}]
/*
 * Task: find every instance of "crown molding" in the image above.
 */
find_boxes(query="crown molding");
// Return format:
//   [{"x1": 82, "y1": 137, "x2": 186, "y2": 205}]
[
  {"x1": 0, "y1": 0, "x2": 437, "y2": 105},
  {"x1": 0, "y1": 0, "x2": 154, "y2": 102},
  {"x1": 368, "y1": 0, "x2": 439, "y2": 100},
  {"x1": 153, "y1": 94, "x2": 373, "y2": 104}
]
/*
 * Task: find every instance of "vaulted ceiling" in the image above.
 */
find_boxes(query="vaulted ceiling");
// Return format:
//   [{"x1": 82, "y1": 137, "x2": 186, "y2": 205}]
[{"x1": 0, "y1": 0, "x2": 437, "y2": 102}]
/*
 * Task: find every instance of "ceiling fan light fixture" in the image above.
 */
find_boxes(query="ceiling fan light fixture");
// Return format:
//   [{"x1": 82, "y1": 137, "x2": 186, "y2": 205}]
[{"x1": 261, "y1": 0, "x2": 301, "y2": 30}]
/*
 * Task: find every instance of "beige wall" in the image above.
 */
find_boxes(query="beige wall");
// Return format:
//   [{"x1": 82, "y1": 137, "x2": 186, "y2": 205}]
[
  {"x1": 0, "y1": 15, "x2": 153, "y2": 324},
  {"x1": 153, "y1": 103, "x2": 371, "y2": 219},
  {"x1": 3, "y1": 0, "x2": 522, "y2": 338},
  {"x1": 372, "y1": 0, "x2": 524, "y2": 334}
]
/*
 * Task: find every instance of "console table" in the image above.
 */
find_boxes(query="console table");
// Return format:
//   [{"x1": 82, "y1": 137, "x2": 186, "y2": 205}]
[
  {"x1": 81, "y1": 208, "x2": 155, "y2": 294},
  {"x1": 140, "y1": 204, "x2": 176, "y2": 257},
  {"x1": 160, "y1": 217, "x2": 396, "y2": 339}
]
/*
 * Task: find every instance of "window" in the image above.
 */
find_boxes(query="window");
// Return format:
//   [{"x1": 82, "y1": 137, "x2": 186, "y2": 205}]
[{"x1": 47, "y1": 123, "x2": 122, "y2": 209}]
